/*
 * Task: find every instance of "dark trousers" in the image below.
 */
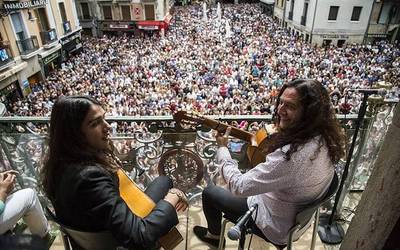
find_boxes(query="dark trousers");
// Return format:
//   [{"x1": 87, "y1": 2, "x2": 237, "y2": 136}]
[
  {"x1": 145, "y1": 176, "x2": 173, "y2": 203},
  {"x1": 202, "y1": 184, "x2": 250, "y2": 235}
]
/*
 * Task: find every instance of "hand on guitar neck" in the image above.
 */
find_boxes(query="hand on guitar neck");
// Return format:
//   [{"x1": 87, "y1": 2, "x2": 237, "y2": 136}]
[
  {"x1": 173, "y1": 110, "x2": 278, "y2": 168},
  {"x1": 216, "y1": 127, "x2": 232, "y2": 147}
]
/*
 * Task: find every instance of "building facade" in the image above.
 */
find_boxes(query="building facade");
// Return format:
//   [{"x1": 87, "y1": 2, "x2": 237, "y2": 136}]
[
  {"x1": 364, "y1": 0, "x2": 400, "y2": 43},
  {"x1": 74, "y1": 0, "x2": 174, "y2": 37},
  {"x1": 274, "y1": 0, "x2": 375, "y2": 46},
  {"x1": 0, "y1": 0, "x2": 82, "y2": 106}
]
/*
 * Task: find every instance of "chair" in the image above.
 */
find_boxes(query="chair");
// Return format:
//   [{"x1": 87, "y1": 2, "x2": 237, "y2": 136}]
[
  {"x1": 218, "y1": 172, "x2": 339, "y2": 250},
  {"x1": 45, "y1": 207, "x2": 124, "y2": 250}
]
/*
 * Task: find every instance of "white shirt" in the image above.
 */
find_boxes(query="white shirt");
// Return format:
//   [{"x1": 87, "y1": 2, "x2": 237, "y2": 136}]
[{"x1": 217, "y1": 136, "x2": 334, "y2": 245}]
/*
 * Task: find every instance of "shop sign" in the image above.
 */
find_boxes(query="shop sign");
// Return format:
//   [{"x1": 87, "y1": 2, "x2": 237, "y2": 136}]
[
  {"x1": 2, "y1": 0, "x2": 48, "y2": 11},
  {"x1": 43, "y1": 51, "x2": 60, "y2": 65},
  {"x1": 367, "y1": 34, "x2": 387, "y2": 38},
  {"x1": 138, "y1": 25, "x2": 158, "y2": 30},
  {"x1": 321, "y1": 34, "x2": 349, "y2": 39},
  {"x1": 22, "y1": 79, "x2": 31, "y2": 96},
  {"x1": 110, "y1": 23, "x2": 130, "y2": 29},
  {"x1": 0, "y1": 82, "x2": 16, "y2": 98},
  {"x1": 60, "y1": 32, "x2": 81, "y2": 45}
]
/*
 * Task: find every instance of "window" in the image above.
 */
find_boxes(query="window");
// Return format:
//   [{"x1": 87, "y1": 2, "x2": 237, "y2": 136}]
[
  {"x1": 59, "y1": 3, "x2": 67, "y2": 23},
  {"x1": 121, "y1": 5, "x2": 131, "y2": 20},
  {"x1": 81, "y1": 3, "x2": 90, "y2": 19},
  {"x1": 144, "y1": 5, "x2": 155, "y2": 20},
  {"x1": 301, "y1": 2, "x2": 308, "y2": 25},
  {"x1": 337, "y1": 39, "x2": 346, "y2": 47},
  {"x1": 351, "y1": 6, "x2": 362, "y2": 21},
  {"x1": 328, "y1": 6, "x2": 339, "y2": 21},
  {"x1": 35, "y1": 8, "x2": 50, "y2": 31},
  {"x1": 102, "y1": 5, "x2": 112, "y2": 20},
  {"x1": 11, "y1": 12, "x2": 26, "y2": 40},
  {"x1": 323, "y1": 39, "x2": 332, "y2": 47}
]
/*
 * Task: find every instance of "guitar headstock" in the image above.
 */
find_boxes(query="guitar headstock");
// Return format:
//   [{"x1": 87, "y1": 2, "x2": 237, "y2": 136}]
[{"x1": 173, "y1": 110, "x2": 205, "y2": 128}]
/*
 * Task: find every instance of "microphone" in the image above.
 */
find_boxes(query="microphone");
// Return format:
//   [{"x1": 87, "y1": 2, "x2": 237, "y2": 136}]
[
  {"x1": 349, "y1": 88, "x2": 387, "y2": 96},
  {"x1": 227, "y1": 204, "x2": 258, "y2": 241}
]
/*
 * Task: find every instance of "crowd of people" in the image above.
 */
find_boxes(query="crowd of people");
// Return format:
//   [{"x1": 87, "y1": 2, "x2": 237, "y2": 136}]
[{"x1": 5, "y1": 4, "x2": 400, "y2": 122}]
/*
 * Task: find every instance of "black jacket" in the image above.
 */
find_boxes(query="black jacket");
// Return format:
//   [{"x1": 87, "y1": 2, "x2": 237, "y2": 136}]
[{"x1": 53, "y1": 164, "x2": 179, "y2": 249}]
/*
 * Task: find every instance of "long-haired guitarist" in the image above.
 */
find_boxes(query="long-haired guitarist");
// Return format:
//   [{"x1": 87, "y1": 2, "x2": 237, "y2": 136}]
[
  {"x1": 41, "y1": 96, "x2": 188, "y2": 250},
  {"x1": 194, "y1": 79, "x2": 346, "y2": 247}
]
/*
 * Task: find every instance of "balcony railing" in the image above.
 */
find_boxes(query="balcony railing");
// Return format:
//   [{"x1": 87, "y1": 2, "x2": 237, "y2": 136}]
[
  {"x1": 0, "y1": 43, "x2": 13, "y2": 68},
  {"x1": 80, "y1": 14, "x2": 91, "y2": 20},
  {"x1": 16, "y1": 36, "x2": 39, "y2": 55},
  {"x1": 63, "y1": 21, "x2": 72, "y2": 34},
  {"x1": 288, "y1": 11, "x2": 293, "y2": 21},
  {"x1": 301, "y1": 16, "x2": 306, "y2": 26},
  {"x1": 40, "y1": 28, "x2": 58, "y2": 45}
]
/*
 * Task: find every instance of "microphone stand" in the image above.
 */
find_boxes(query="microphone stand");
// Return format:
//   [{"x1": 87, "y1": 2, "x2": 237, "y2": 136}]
[{"x1": 318, "y1": 92, "x2": 370, "y2": 244}]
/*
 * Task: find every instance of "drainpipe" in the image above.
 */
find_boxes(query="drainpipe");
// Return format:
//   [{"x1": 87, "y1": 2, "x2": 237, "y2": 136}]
[
  {"x1": 310, "y1": 0, "x2": 319, "y2": 45},
  {"x1": 283, "y1": 0, "x2": 287, "y2": 27},
  {"x1": 363, "y1": 0, "x2": 376, "y2": 44}
]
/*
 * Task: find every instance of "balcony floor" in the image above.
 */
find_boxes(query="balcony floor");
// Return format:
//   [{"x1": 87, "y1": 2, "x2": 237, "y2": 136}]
[{"x1": 49, "y1": 192, "x2": 360, "y2": 250}]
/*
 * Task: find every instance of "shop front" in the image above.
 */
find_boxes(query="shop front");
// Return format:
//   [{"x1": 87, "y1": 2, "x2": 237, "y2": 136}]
[
  {"x1": 60, "y1": 29, "x2": 82, "y2": 61},
  {"x1": 136, "y1": 14, "x2": 173, "y2": 33},
  {"x1": 0, "y1": 80, "x2": 21, "y2": 106},
  {"x1": 39, "y1": 45, "x2": 62, "y2": 77},
  {"x1": 101, "y1": 21, "x2": 137, "y2": 34}
]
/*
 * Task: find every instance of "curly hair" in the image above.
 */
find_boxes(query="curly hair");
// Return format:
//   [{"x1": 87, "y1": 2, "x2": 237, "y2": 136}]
[{"x1": 265, "y1": 79, "x2": 346, "y2": 163}]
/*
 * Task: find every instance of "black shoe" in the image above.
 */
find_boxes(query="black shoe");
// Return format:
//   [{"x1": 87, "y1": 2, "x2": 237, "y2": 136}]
[{"x1": 193, "y1": 226, "x2": 225, "y2": 248}]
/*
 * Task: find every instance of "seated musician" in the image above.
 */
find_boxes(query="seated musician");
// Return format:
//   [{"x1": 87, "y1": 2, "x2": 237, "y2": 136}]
[
  {"x1": 41, "y1": 96, "x2": 188, "y2": 250},
  {"x1": 194, "y1": 79, "x2": 346, "y2": 247}
]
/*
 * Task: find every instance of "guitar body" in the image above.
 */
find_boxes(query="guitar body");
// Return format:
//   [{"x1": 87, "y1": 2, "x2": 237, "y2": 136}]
[
  {"x1": 117, "y1": 170, "x2": 183, "y2": 250},
  {"x1": 246, "y1": 128, "x2": 268, "y2": 167}
]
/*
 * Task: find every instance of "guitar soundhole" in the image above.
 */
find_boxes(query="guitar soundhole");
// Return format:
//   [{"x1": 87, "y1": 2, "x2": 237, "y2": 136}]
[{"x1": 158, "y1": 149, "x2": 204, "y2": 193}]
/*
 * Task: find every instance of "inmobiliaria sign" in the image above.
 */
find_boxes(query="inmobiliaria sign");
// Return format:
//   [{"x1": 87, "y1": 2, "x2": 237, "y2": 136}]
[{"x1": 1, "y1": 0, "x2": 48, "y2": 11}]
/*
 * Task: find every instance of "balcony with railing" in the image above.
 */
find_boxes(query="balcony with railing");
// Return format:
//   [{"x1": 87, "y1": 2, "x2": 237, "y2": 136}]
[
  {"x1": 0, "y1": 99, "x2": 397, "y2": 248},
  {"x1": 0, "y1": 42, "x2": 14, "y2": 70},
  {"x1": 40, "y1": 28, "x2": 58, "y2": 47},
  {"x1": 63, "y1": 21, "x2": 72, "y2": 34},
  {"x1": 16, "y1": 36, "x2": 39, "y2": 58}
]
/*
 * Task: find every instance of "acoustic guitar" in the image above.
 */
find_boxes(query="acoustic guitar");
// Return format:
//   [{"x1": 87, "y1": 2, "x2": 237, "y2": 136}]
[
  {"x1": 117, "y1": 169, "x2": 183, "y2": 250},
  {"x1": 173, "y1": 110, "x2": 275, "y2": 167}
]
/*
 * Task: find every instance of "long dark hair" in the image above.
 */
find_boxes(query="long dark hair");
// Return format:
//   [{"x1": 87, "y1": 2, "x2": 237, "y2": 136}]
[
  {"x1": 41, "y1": 96, "x2": 117, "y2": 201},
  {"x1": 266, "y1": 79, "x2": 345, "y2": 163}
]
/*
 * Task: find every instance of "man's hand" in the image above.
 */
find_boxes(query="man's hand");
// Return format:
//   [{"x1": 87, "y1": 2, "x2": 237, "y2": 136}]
[
  {"x1": 216, "y1": 127, "x2": 231, "y2": 147},
  {"x1": 0, "y1": 170, "x2": 18, "y2": 201}
]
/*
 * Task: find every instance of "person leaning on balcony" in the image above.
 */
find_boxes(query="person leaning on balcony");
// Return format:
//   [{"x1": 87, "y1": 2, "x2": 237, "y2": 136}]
[
  {"x1": 0, "y1": 170, "x2": 55, "y2": 246},
  {"x1": 194, "y1": 79, "x2": 346, "y2": 247},
  {"x1": 41, "y1": 96, "x2": 188, "y2": 250}
]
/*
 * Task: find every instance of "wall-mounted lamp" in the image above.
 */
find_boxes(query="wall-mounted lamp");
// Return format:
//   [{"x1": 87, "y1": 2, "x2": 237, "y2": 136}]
[{"x1": 27, "y1": 11, "x2": 36, "y2": 21}]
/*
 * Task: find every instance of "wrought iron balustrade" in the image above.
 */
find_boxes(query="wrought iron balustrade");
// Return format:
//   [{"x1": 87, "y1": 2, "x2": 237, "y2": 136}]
[
  {"x1": 0, "y1": 43, "x2": 13, "y2": 68},
  {"x1": 40, "y1": 28, "x2": 58, "y2": 45},
  {"x1": 16, "y1": 36, "x2": 39, "y2": 55},
  {"x1": 0, "y1": 102, "x2": 397, "y2": 205},
  {"x1": 63, "y1": 21, "x2": 72, "y2": 34}
]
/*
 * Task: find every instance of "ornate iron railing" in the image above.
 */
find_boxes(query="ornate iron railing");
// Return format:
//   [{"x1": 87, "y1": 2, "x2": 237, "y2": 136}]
[
  {"x1": 16, "y1": 36, "x2": 39, "y2": 55},
  {"x1": 40, "y1": 28, "x2": 58, "y2": 45},
  {"x1": 0, "y1": 101, "x2": 397, "y2": 210}
]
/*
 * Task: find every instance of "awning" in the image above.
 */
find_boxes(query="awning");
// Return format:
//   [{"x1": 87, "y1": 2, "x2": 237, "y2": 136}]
[
  {"x1": 260, "y1": 0, "x2": 275, "y2": 4},
  {"x1": 136, "y1": 14, "x2": 173, "y2": 30}
]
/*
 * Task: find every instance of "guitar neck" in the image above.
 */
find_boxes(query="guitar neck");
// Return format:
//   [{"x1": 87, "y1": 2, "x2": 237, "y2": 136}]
[{"x1": 202, "y1": 118, "x2": 254, "y2": 142}]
